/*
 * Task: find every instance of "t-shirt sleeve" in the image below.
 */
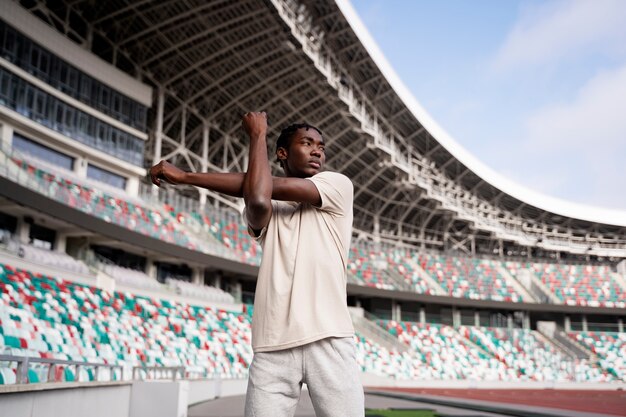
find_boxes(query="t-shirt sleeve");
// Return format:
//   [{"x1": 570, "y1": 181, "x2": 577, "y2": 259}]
[{"x1": 305, "y1": 171, "x2": 353, "y2": 216}]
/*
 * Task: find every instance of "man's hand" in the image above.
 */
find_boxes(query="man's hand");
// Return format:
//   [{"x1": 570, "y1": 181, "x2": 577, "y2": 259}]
[
  {"x1": 242, "y1": 112, "x2": 267, "y2": 139},
  {"x1": 149, "y1": 160, "x2": 187, "y2": 187}
]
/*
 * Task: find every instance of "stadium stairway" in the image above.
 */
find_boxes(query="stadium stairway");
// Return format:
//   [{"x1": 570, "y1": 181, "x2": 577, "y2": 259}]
[
  {"x1": 349, "y1": 308, "x2": 410, "y2": 353},
  {"x1": 555, "y1": 329, "x2": 597, "y2": 361},
  {"x1": 382, "y1": 268, "x2": 414, "y2": 292},
  {"x1": 496, "y1": 265, "x2": 536, "y2": 303},
  {"x1": 524, "y1": 269, "x2": 561, "y2": 304},
  {"x1": 535, "y1": 322, "x2": 592, "y2": 361},
  {"x1": 610, "y1": 271, "x2": 626, "y2": 293},
  {"x1": 403, "y1": 256, "x2": 446, "y2": 295}
]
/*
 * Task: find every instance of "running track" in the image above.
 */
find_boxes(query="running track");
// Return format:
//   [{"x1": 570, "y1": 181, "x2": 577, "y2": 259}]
[{"x1": 380, "y1": 388, "x2": 626, "y2": 417}]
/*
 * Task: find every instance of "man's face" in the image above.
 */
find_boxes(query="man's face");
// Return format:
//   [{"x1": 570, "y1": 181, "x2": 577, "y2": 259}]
[{"x1": 278, "y1": 128, "x2": 326, "y2": 178}]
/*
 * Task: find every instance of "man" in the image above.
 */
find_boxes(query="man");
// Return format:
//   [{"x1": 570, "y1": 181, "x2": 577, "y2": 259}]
[{"x1": 150, "y1": 112, "x2": 364, "y2": 417}]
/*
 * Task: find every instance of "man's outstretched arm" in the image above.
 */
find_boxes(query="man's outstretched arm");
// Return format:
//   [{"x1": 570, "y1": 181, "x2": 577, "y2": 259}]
[
  {"x1": 241, "y1": 112, "x2": 272, "y2": 232},
  {"x1": 149, "y1": 161, "x2": 320, "y2": 204}
]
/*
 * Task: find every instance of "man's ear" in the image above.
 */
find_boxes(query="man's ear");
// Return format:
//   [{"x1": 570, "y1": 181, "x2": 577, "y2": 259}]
[{"x1": 276, "y1": 147, "x2": 288, "y2": 164}]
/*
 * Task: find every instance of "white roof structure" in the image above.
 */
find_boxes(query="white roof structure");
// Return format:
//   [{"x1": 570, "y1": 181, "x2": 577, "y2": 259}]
[
  {"x1": 336, "y1": 0, "x2": 626, "y2": 228},
  {"x1": 17, "y1": 0, "x2": 626, "y2": 258}
]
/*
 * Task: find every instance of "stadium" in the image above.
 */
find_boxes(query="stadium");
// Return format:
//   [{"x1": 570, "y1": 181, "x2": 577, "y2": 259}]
[{"x1": 0, "y1": 0, "x2": 625, "y2": 416}]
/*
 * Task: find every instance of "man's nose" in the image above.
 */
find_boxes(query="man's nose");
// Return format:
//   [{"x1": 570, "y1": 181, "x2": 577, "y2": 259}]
[{"x1": 311, "y1": 148, "x2": 321, "y2": 157}]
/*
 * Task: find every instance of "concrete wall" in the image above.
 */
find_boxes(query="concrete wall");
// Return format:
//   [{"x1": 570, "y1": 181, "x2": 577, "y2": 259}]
[
  {"x1": 187, "y1": 378, "x2": 247, "y2": 406},
  {"x1": 0, "y1": 378, "x2": 230, "y2": 417},
  {"x1": 0, "y1": 382, "x2": 132, "y2": 417}
]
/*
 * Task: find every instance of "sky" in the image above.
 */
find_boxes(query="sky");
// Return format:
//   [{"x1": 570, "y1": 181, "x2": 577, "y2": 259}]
[{"x1": 349, "y1": 0, "x2": 626, "y2": 211}]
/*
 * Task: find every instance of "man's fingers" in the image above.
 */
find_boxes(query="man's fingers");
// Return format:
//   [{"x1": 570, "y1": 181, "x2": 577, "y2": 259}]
[{"x1": 149, "y1": 162, "x2": 163, "y2": 187}]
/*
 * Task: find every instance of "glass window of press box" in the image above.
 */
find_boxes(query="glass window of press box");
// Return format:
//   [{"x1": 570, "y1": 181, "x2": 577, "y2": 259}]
[
  {"x1": 0, "y1": 19, "x2": 148, "y2": 131},
  {"x1": 12, "y1": 133, "x2": 74, "y2": 171},
  {"x1": 0, "y1": 68, "x2": 144, "y2": 166},
  {"x1": 87, "y1": 163, "x2": 126, "y2": 190}
]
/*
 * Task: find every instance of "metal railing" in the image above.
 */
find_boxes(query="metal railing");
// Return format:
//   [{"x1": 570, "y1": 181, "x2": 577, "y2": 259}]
[
  {"x1": 0, "y1": 355, "x2": 124, "y2": 384},
  {"x1": 132, "y1": 366, "x2": 185, "y2": 381}
]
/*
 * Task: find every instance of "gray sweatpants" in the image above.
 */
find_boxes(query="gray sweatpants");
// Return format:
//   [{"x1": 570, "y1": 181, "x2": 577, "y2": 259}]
[{"x1": 244, "y1": 336, "x2": 365, "y2": 417}]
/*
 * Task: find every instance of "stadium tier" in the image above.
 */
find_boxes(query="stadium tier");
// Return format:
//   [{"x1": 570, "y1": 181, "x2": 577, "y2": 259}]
[
  {"x1": 417, "y1": 253, "x2": 522, "y2": 302},
  {"x1": 459, "y1": 326, "x2": 608, "y2": 382},
  {"x1": 2, "y1": 148, "x2": 625, "y2": 306},
  {"x1": 570, "y1": 332, "x2": 626, "y2": 380},
  {"x1": 2, "y1": 262, "x2": 625, "y2": 385},
  {"x1": 376, "y1": 320, "x2": 613, "y2": 383},
  {"x1": 348, "y1": 242, "x2": 396, "y2": 290},
  {"x1": 505, "y1": 260, "x2": 625, "y2": 307},
  {"x1": 529, "y1": 262, "x2": 624, "y2": 307},
  {"x1": 0, "y1": 262, "x2": 252, "y2": 383}
]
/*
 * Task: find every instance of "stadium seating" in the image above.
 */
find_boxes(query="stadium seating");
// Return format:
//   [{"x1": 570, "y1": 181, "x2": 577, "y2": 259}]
[
  {"x1": 531, "y1": 262, "x2": 624, "y2": 307},
  {"x1": 386, "y1": 246, "x2": 433, "y2": 294},
  {"x1": 353, "y1": 333, "x2": 422, "y2": 379},
  {"x1": 347, "y1": 241, "x2": 395, "y2": 290},
  {"x1": 101, "y1": 264, "x2": 162, "y2": 292},
  {"x1": 460, "y1": 326, "x2": 609, "y2": 382},
  {"x1": 10, "y1": 157, "x2": 195, "y2": 248},
  {"x1": 189, "y1": 209, "x2": 261, "y2": 265},
  {"x1": 377, "y1": 320, "x2": 515, "y2": 381},
  {"x1": 165, "y1": 278, "x2": 235, "y2": 304},
  {"x1": 19, "y1": 244, "x2": 90, "y2": 275},
  {"x1": 2, "y1": 260, "x2": 624, "y2": 385},
  {"x1": 570, "y1": 331, "x2": 626, "y2": 380},
  {"x1": 3, "y1": 149, "x2": 626, "y2": 313},
  {"x1": 7, "y1": 154, "x2": 262, "y2": 266},
  {"x1": 507, "y1": 260, "x2": 625, "y2": 307},
  {"x1": 0, "y1": 262, "x2": 253, "y2": 382},
  {"x1": 417, "y1": 253, "x2": 522, "y2": 302}
]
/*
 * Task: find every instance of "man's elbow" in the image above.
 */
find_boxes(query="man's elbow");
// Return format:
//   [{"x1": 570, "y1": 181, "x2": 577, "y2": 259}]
[{"x1": 246, "y1": 197, "x2": 271, "y2": 220}]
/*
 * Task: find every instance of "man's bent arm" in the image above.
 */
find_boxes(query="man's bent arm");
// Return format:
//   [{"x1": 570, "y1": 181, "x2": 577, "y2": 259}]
[
  {"x1": 150, "y1": 164, "x2": 320, "y2": 204},
  {"x1": 241, "y1": 112, "x2": 272, "y2": 232}
]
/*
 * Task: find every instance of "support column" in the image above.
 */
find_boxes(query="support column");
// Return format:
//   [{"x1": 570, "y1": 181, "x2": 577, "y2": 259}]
[
  {"x1": 16, "y1": 217, "x2": 31, "y2": 244},
  {"x1": 419, "y1": 307, "x2": 426, "y2": 325},
  {"x1": 564, "y1": 316, "x2": 571, "y2": 332},
  {"x1": 373, "y1": 216, "x2": 380, "y2": 242},
  {"x1": 618, "y1": 319, "x2": 624, "y2": 333},
  {"x1": 474, "y1": 311, "x2": 480, "y2": 327},
  {"x1": 199, "y1": 123, "x2": 210, "y2": 208},
  {"x1": 582, "y1": 315, "x2": 588, "y2": 332},
  {"x1": 391, "y1": 300, "x2": 401, "y2": 322},
  {"x1": 145, "y1": 258, "x2": 157, "y2": 280},
  {"x1": 1, "y1": 123, "x2": 13, "y2": 151},
  {"x1": 232, "y1": 281, "x2": 242, "y2": 303},
  {"x1": 75, "y1": 157, "x2": 88, "y2": 177},
  {"x1": 151, "y1": 88, "x2": 165, "y2": 196},
  {"x1": 126, "y1": 177, "x2": 139, "y2": 197},
  {"x1": 214, "y1": 273, "x2": 222, "y2": 290},
  {"x1": 191, "y1": 267, "x2": 203, "y2": 285},
  {"x1": 507, "y1": 314, "x2": 513, "y2": 330},
  {"x1": 54, "y1": 232, "x2": 67, "y2": 253},
  {"x1": 452, "y1": 307, "x2": 461, "y2": 328},
  {"x1": 523, "y1": 312, "x2": 530, "y2": 330}
]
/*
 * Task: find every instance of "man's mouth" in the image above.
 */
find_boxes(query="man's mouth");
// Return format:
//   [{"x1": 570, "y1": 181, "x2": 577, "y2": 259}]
[{"x1": 309, "y1": 160, "x2": 321, "y2": 169}]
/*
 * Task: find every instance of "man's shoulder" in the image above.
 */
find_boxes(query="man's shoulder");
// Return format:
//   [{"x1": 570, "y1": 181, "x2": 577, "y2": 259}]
[{"x1": 310, "y1": 171, "x2": 352, "y2": 186}]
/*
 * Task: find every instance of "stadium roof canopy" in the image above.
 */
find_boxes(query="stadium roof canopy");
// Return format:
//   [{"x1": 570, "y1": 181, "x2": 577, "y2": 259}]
[{"x1": 20, "y1": 0, "x2": 626, "y2": 258}]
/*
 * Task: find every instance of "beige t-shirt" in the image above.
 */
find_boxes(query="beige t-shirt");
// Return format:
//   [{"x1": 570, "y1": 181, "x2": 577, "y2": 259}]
[{"x1": 246, "y1": 171, "x2": 355, "y2": 352}]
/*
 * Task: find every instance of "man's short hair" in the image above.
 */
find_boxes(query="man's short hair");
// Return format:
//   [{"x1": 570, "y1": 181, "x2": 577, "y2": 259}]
[{"x1": 276, "y1": 123, "x2": 322, "y2": 151}]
